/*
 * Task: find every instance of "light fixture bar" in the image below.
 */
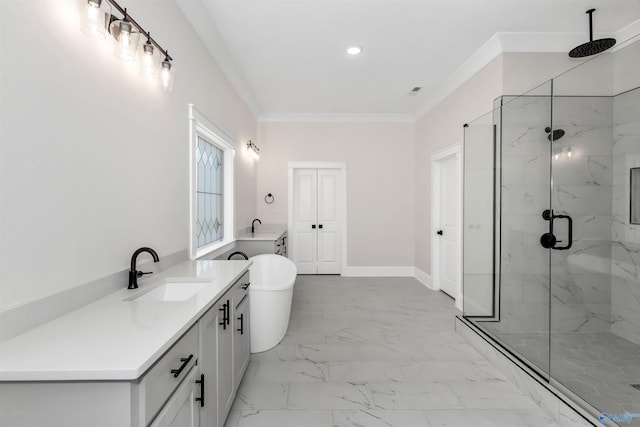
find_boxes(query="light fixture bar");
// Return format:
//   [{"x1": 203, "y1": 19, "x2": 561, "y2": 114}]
[{"x1": 104, "y1": 0, "x2": 172, "y2": 61}]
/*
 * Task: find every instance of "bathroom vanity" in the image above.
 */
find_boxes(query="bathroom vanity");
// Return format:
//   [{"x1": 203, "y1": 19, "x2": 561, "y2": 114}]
[
  {"x1": 0, "y1": 260, "x2": 251, "y2": 427},
  {"x1": 235, "y1": 223, "x2": 287, "y2": 257}
]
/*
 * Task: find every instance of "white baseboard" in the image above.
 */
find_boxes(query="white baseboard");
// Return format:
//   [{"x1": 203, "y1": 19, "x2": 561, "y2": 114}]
[
  {"x1": 414, "y1": 268, "x2": 433, "y2": 290},
  {"x1": 341, "y1": 266, "x2": 415, "y2": 277}
]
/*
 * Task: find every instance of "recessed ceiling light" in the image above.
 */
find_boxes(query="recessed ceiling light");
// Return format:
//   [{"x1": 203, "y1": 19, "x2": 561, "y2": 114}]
[{"x1": 346, "y1": 46, "x2": 362, "y2": 56}]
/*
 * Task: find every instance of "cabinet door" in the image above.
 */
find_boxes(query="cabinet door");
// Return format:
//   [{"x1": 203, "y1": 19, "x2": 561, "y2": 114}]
[
  {"x1": 150, "y1": 367, "x2": 199, "y2": 427},
  {"x1": 198, "y1": 305, "x2": 219, "y2": 427},
  {"x1": 233, "y1": 293, "x2": 251, "y2": 385},
  {"x1": 216, "y1": 297, "x2": 234, "y2": 427}
]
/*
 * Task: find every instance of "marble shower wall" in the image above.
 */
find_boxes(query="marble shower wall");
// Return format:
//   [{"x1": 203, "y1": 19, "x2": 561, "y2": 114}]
[
  {"x1": 550, "y1": 96, "x2": 613, "y2": 335},
  {"x1": 611, "y1": 87, "x2": 640, "y2": 346},
  {"x1": 497, "y1": 94, "x2": 553, "y2": 335},
  {"x1": 494, "y1": 94, "x2": 614, "y2": 335}
]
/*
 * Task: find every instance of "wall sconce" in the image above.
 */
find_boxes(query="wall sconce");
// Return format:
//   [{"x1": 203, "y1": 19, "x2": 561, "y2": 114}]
[
  {"x1": 246, "y1": 140, "x2": 260, "y2": 161},
  {"x1": 79, "y1": 0, "x2": 175, "y2": 90}
]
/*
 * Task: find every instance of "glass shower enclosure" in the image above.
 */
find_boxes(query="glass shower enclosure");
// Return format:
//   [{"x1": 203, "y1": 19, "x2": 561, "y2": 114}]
[{"x1": 463, "y1": 34, "x2": 640, "y2": 423}]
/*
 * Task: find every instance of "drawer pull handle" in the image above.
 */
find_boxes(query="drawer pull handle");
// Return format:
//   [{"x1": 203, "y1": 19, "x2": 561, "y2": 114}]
[
  {"x1": 226, "y1": 299, "x2": 231, "y2": 326},
  {"x1": 241, "y1": 283, "x2": 250, "y2": 290},
  {"x1": 170, "y1": 354, "x2": 193, "y2": 378},
  {"x1": 237, "y1": 313, "x2": 244, "y2": 335},
  {"x1": 195, "y1": 374, "x2": 205, "y2": 407},
  {"x1": 219, "y1": 303, "x2": 227, "y2": 329}
]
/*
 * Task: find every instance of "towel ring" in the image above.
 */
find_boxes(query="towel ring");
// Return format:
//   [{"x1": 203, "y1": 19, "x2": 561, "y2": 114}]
[{"x1": 264, "y1": 193, "x2": 275, "y2": 204}]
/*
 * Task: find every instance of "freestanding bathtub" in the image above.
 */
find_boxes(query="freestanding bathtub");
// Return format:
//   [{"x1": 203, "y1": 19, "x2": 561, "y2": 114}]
[{"x1": 249, "y1": 254, "x2": 297, "y2": 353}]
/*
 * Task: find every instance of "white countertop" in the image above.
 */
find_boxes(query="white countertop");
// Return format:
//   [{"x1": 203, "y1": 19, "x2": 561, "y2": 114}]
[
  {"x1": 236, "y1": 223, "x2": 287, "y2": 241},
  {"x1": 0, "y1": 260, "x2": 250, "y2": 382}
]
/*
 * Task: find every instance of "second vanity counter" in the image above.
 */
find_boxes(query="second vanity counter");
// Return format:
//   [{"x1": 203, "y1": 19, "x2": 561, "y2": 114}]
[{"x1": 0, "y1": 260, "x2": 251, "y2": 381}]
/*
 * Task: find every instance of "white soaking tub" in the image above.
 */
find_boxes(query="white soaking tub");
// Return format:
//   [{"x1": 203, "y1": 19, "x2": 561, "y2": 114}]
[{"x1": 249, "y1": 254, "x2": 297, "y2": 353}]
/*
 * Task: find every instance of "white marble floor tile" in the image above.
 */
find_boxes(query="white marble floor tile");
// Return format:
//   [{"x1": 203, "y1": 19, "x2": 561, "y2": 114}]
[
  {"x1": 333, "y1": 409, "x2": 431, "y2": 427},
  {"x1": 287, "y1": 382, "x2": 375, "y2": 410},
  {"x1": 328, "y1": 361, "x2": 406, "y2": 382},
  {"x1": 400, "y1": 360, "x2": 506, "y2": 382},
  {"x1": 447, "y1": 379, "x2": 539, "y2": 409},
  {"x1": 232, "y1": 410, "x2": 334, "y2": 427},
  {"x1": 223, "y1": 276, "x2": 577, "y2": 427},
  {"x1": 251, "y1": 360, "x2": 329, "y2": 382},
  {"x1": 421, "y1": 343, "x2": 486, "y2": 362},
  {"x1": 296, "y1": 344, "x2": 362, "y2": 362},
  {"x1": 359, "y1": 344, "x2": 427, "y2": 361},
  {"x1": 368, "y1": 382, "x2": 464, "y2": 410},
  {"x1": 249, "y1": 344, "x2": 297, "y2": 361},
  {"x1": 424, "y1": 409, "x2": 559, "y2": 427},
  {"x1": 231, "y1": 382, "x2": 289, "y2": 410}
]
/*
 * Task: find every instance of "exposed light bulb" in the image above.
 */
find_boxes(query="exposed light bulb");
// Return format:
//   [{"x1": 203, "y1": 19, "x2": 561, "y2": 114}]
[
  {"x1": 567, "y1": 147, "x2": 572, "y2": 158},
  {"x1": 161, "y1": 59, "x2": 172, "y2": 88},
  {"x1": 119, "y1": 22, "x2": 132, "y2": 47},
  {"x1": 87, "y1": 1, "x2": 99, "y2": 22},
  {"x1": 81, "y1": 0, "x2": 107, "y2": 39},
  {"x1": 346, "y1": 46, "x2": 362, "y2": 55}
]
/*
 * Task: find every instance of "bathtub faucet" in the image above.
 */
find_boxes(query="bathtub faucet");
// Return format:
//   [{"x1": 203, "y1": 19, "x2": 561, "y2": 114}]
[
  {"x1": 228, "y1": 251, "x2": 249, "y2": 260},
  {"x1": 251, "y1": 218, "x2": 261, "y2": 233}
]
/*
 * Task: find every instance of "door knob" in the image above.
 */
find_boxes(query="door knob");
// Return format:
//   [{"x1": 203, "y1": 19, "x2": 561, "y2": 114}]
[
  {"x1": 319, "y1": 224, "x2": 323, "y2": 229},
  {"x1": 311, "y1": 224, "x2": 316, "y2": 229},
  {"x1": 436, "y1": 230, "x2": 443, "y2": 235}
]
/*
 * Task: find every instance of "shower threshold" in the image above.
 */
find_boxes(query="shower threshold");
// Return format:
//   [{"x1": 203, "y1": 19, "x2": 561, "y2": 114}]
[{"x1": 455, "y1": 316, "x2": 640, "y2": 427}]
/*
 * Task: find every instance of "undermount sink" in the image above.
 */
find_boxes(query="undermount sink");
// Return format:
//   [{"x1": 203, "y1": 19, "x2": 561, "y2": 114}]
[{"x1": 130, "y1": 282, "x2": 209, "y2": 302}]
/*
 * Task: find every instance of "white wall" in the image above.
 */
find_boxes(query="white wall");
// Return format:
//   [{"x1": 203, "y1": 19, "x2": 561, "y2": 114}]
[
  {"x1": 0, "y1": 0, "x2": 257, "y2": 311},
  {"x1": 414, "y1": 55, "x2": 504, "y2": 275},
  {"x1": 256, "y1": 121, "x2": 415, "y2": 268}
]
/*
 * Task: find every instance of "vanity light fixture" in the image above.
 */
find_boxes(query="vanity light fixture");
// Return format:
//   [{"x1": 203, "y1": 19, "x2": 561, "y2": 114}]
[
  {"x1": 346, "y1": 46, "x2": 362, "y2": 55},
  {"x1": 246, "y1": 140, "x2": 260, "y2": 161},
  {"x1": 79, "y1": 0, "x2": 175, "y2": 89}
]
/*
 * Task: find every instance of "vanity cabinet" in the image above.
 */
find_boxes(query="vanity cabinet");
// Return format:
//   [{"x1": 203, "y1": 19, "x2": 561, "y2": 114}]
[
  {"x1": 0, "y1": 266, "x2": 251, "y2": 427},
  {"x1": 233, "y1": 279, "x2": 251, "y2": 386},
  {"x1": 236, "y1": 231, "x2": 288, "y2": 257},
  {"x1": 150, "y1": 366, "x2": 200, "y2": 427},
  {"x1": 198, "y1": 271, "x2": 250, "y2": 427}
]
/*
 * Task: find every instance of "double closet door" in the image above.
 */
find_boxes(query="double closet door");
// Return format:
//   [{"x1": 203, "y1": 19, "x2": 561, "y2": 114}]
[{"x1": 291, "y1": 168, "x2": 341, "y2": 274}]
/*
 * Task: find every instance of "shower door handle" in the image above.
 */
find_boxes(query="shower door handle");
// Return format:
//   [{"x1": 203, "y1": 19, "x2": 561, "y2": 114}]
[
  {"x1": 553, "y1": 214, "x2": 573, "y2": 250},
  {"x1": 540, "y1": 210, "x2": 573, "y2": 250}
]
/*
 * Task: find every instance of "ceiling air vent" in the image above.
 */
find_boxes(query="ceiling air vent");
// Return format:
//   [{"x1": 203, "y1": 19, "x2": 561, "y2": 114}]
[{"x1": 408, "y1": 87, "x2": 422, "y2": 96}]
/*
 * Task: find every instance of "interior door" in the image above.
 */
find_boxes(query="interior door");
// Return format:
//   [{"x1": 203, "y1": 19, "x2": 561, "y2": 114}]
[
  {"x1": 317, "y1": 169, "x2": 340, "y2": 274},
  {"x1": 292, "y1": 169, "x2": 318, "y2": 274},
  {"x1": 438, "y1": 154, "x2": 460, "y2": 298}
]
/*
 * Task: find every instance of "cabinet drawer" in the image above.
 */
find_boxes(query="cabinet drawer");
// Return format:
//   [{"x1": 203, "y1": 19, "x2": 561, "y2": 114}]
[
  {"x1": 140, "y1": 325, "x2": 198, "y2": 426},
  {"x1": 233, "y1": 271, "x2": 250, "y2": 307}
]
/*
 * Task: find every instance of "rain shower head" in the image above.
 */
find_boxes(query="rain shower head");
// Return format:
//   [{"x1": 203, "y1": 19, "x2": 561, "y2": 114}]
[
  {"x1": 545, "y1": 127, "x2": 565, "y2": 141},
  {"x1": 569, "y1": 9, "x2": 616, "y2": 58}
]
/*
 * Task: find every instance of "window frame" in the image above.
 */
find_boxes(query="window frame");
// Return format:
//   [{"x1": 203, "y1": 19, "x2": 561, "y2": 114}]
[{"x1": 188, "y1": 105, "x2": 235, "y2": 259}]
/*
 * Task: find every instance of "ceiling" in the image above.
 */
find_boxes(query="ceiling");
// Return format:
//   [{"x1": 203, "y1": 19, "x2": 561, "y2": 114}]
[{"x1": 177, "y1": 0, "x2": 640, "y2": 121}]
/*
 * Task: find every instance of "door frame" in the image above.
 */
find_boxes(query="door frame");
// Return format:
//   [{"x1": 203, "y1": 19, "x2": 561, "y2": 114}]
[
  {"x1": 288, "y1": 161, "x2": 347, "y2": 274},
  {"x1": 431, "y1": 144, "x2": 463, "y2": 310}
]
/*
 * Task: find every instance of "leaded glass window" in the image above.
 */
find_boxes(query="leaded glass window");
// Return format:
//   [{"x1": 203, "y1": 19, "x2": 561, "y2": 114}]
[{"x1": 196, "y1": 135, "x2": 224, "y2": 247}]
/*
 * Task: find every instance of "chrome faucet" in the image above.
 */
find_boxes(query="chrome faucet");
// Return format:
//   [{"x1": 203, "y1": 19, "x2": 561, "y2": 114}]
[
  {"x1": 251, "y1": 218, "x2": 262, "y2": 233},
  {"x1": 128, "y1": 247, "x2": 160, "y2": 289}
]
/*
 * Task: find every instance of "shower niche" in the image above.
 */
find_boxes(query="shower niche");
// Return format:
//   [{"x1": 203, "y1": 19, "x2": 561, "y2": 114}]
[{"x1": 463, "y1": 35, "x2": 640, "y2": 424}]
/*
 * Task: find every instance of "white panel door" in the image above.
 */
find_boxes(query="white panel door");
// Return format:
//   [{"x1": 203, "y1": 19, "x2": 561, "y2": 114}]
[
  {"x1": 291, "y1": 168, "x2": 341, "y2": 274},
  {"x1": 438, "y1": 155, "x2": 460, "y2": 298},
  {"x1": 317, "y1": 169, "x2": 340, "y2": 274},
  {"x1": 293, "y1": 169, "x2": 318, "y2": 274}
]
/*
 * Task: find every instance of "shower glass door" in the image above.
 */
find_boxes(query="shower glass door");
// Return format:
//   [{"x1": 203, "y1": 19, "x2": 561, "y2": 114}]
[{"x1": 464, "y1": 81, "x2": 554, "y2": 379}]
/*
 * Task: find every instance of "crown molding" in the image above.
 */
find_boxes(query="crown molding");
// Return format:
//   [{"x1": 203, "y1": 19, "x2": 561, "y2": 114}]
[
  {"x1": 176, "y1": 0, "x2": 262, "y2": 120},
  {"x1": 258, "y1": 113, "x2": 415, "y2": 123}
]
